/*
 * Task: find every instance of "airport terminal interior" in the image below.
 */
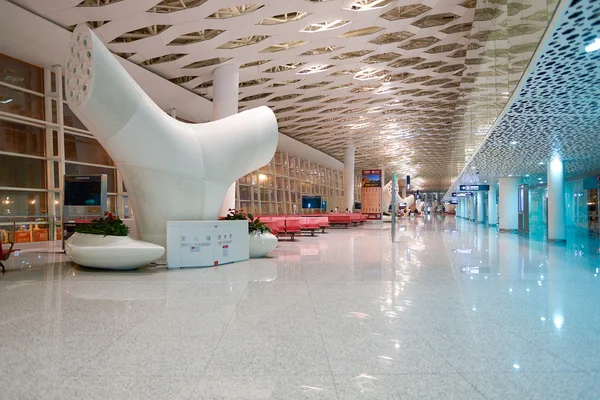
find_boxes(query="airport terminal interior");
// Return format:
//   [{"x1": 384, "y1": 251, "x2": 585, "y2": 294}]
[{"x1": 1, "y1": 0, "x2": 599, "y2": 398}]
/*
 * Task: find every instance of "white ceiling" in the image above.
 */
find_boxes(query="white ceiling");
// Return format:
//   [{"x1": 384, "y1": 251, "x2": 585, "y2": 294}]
[
  {"x1": 446, "y1": 0, "x2": 600, "y2": 197},
  {"x1": 9, "y1": 0, "x2": 563, "y2": 191}
]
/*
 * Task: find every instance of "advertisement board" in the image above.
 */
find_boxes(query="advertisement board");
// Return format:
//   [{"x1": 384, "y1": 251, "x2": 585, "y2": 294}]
[{"x1": 361, "y1": 169, "x2": 382, "y2": 220}]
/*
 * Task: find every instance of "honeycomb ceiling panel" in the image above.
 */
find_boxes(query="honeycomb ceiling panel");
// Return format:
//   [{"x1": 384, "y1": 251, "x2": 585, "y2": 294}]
[
  {"x1": 22, "y1": 0, "x2": 565, "y2": 191},
  {"x1": 445, "y1": 0, "x2": 600, "y2": 198}
]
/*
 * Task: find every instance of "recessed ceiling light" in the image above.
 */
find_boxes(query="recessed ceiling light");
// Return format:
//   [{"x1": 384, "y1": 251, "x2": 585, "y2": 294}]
[
  {"x1": 510, "y1": 140, "x2": 518, "y2": 145},
  {"x1": 538, "y1": 177, "x2": 542, "y2": 180},
  {"x1": 525, "y1": 174, "x2": 530, "y2": 177},
  {"x1": 538, "y1": 161, "x2": 544, "y2": 165},
  {"x1": 508, "y1": 174, "x2": 513, "y2": 177},
  {"x1": 585, "y1": 37, "x2": 600, "y2": 53},
  {"x1": 501, "y1": 92, "x2": 510, "y2": 95}
]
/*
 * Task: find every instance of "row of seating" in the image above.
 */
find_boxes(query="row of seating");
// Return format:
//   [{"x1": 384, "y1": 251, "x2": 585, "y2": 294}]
[
  {"x1": 258, "y1": 214, "x2": 366, "y2": 240},
  {"x1": 259, "y1": 216, "x2": 329, "y2": 240},
  {"x1": 327, "y1": 213, "x2": 366, "y2": 227}
]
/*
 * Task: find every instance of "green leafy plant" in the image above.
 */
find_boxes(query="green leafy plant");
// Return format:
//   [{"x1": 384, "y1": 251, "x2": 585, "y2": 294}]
[
  {"x1": 224, "y1": 209, "x2": 271, "y2": 234},
  {"x1": 75, "y1": 212, "x2": 129, "y2": 237}
]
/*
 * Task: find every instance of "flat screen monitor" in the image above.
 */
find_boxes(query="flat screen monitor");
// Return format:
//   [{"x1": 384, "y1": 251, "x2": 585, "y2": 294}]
[
  {"x1": 354, "y1": 202, "x2": 362, "y2": 210},
  {"x1": 64, "y1": 180, "x2": 102, "y2": 206},
  {"x1": 302, "y1": 195, "x2": 322, "y2": 209}
]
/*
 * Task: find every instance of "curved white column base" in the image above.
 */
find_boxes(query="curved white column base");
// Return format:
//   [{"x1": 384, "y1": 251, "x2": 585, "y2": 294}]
[
  {"x1": 248, "y1": 232, "x2": 278, "y2": 258},
  {"x1": 65, "y1": 233, "x2": 165, "y2": 270}
]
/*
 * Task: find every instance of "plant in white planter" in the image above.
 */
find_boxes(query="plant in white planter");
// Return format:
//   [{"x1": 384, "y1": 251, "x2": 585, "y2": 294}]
[
  {"x1": 224, "y1": 209, "x2": 278, "y2": 258},
  {"x1": 65, "y1": 212, "x2": 164, "y2": 270}
]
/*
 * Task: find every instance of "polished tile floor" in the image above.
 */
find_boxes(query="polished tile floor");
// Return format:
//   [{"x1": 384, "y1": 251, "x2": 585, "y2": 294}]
[{"x1": 1, "y1": 216, "x2": 600, "y2": 399}]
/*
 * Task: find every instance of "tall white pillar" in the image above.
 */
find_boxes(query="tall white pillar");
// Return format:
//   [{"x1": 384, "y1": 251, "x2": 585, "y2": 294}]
[
  {"x1": 458, "y1": 198, "x2": 464, "y2": 218},
  {"x1": 343, "y1": 146, "x2": 355, "y2": 211},
  {"x1": 477, "y1": 191, "x2": 484, "y2": 223},
  {"x1": 470, "y1": 196, "x2": 476, "y2": 221},
  {"x1": 488, "y1": 184, "x2": 498, "y2": 226},
  {"x1": 499, "y1": 177, "x2": 519, "y2": 233},
  {"x1": 548, "y1": 157, "x2": 566, "y2": 243},
  {"x1": 214, "y1": 64, "x2": 240, "y2": 216}
]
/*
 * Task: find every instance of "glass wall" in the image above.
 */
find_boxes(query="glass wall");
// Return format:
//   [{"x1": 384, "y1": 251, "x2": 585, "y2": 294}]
[
  {"x1": 236, "y1": 152, "x2": 344, "y2": 215},
  {"x1": 0, "y1": 54, "x2": 125, "y2": 244}
]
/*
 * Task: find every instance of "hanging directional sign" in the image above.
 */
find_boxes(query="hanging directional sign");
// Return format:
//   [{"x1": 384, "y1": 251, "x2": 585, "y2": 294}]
[
  {"x1": 459, "y1": 185, "x2": 490, "y2": 191},
  {"x1": 453, "y1": 192, "x2": 473, "y2": 197}
]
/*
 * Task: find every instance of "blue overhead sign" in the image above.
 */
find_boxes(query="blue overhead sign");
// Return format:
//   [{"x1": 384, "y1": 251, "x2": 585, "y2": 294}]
[{"x1": 459, "y1": 185, "x2": 490, "y2": 191}]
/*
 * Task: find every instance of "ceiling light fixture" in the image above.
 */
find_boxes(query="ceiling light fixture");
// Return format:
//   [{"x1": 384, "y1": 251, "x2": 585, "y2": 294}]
[
  {"x1": 585, "y1": 37, "x2": 600, "y2": 53},
  {"x1": 510, "y1": 140, "x2": 518, "y2": 145}
]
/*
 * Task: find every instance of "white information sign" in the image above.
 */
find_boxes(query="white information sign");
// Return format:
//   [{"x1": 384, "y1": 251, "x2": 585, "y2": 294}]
[{"x1": 166, "y1": 220, "x2": 249, "y2": 269}]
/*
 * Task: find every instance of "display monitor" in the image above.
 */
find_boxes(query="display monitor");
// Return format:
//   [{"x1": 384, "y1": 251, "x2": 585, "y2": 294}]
[
  {"x1": 64, "y1": 178, "x2": 103, "y2": 206},
  {"x1": 354, "y1": 202, "x2": 362, "y2": 210},
  {"x1": 302, "y1": 195, "x2": 323, "y2": 209}
]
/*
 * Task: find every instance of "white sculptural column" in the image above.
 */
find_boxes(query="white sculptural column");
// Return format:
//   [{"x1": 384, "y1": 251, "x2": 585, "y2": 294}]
[
  {"x1": 344, "y1": 146, "x2": 355, "y2": 211},
  {"x1": 499, "y1": 177, "x2": 520, "y2": 233},
  {"x1": 65, "y1": 25, "x2": 278, "y2": 247},
  {"x1": 488, "y1": 183, "x2": 498, "y2": 226},
  {"x1": 547, "y1": 157, "x2": 566, "y2": 243},
  {"x1": 214, "y1": 63, "x2": 240, "y2": 216}
]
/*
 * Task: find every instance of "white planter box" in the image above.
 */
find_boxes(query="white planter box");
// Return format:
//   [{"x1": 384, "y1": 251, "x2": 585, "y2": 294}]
[
  {"x1": 166, "y1": 220, "x2": 249, "y2": 269},
  {"x1": 65, "y1": 233, "x2": 165, "y2": 270},
  {"x1": 248, "y1": 232, "x2": 278, "y2": 258}
]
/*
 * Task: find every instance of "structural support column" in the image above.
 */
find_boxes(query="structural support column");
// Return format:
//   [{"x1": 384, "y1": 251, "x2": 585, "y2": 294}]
[
  {"x1": 499, "y1": 177, "x2": 519, "y2": 233},
  {"x1": 214, "y1": 64, "x2": 240, "y2": 217},
  {"x1": 458, "y1": 198, "x2": 464, "y2": 218},
  {"x1": 548, "y1": 157, "x2": 566, "y2": 243},
  {"x1": 477, "y1": 191, "x2": 484, "y2": 224},
  {"x1": 488, "y1": 183, "x2": 498, "y2": 226},
  {"x1": 470, "y1": 196, "x2": 476, "y2": 222},
  {"x1": 343, "y1": 146, "x2": 355, "y2": 211}
]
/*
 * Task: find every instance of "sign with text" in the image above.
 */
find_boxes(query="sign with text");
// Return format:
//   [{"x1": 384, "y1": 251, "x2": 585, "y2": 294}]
[
  {"x1": 361, "y1": 169, "x2": 382, "y2": 220},
  {"x1": 166, "y1": 220, "x2": 249, "y2": 269},
  {"x1": 459, "y1": 185, "x2": 490, "y2": 191},
  {"x1": 453, "y1": 192, "x2": 473, "y2": 197}
]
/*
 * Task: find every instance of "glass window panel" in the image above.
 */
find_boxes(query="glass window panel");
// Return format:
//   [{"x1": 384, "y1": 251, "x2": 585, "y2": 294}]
[
  {"x1": 0, "y1": 120, "x2": 45, "y2": 157},
  {"x1": 106, "y1": 195, "x2": 117, "y2": 214},
  {"x1": 63, "y1": 103, "x2": 88, "y2": 130},
  {"x1": 0, "y1": 154, "x2": 46, "y2": 189},
  {"x1": 0, "y1": 55, "x2": 43, "y2": 93},
  {"x1": 53, "y1": 161, "x2": 60, "y2": 189},
  {"x1": 65, "y1": 163, "x2": 117, "y2": 192},
  {"x1": 52, "y1": 131, "x2": 59, "y2": 156},
  {"x1": 65, "y1": 133, "x2": 113, "y2": 166},
  {"x1": 0, "y1": 86, "x2": 44, "y2": 120},
  {"x1": 0, "y1": 190, "x2": 48, "y2": 224},
  {"x1": 239, "y1": 185, "x2": 251, "y2": 201}
]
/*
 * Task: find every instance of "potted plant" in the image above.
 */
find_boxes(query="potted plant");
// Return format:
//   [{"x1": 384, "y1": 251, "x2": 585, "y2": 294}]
[
  {"x1": 65, "y1": 212, "x2": 164, "y2": 270},
  {"x1": 224, "y1": 209, "x2": 277, "y2": 258}
]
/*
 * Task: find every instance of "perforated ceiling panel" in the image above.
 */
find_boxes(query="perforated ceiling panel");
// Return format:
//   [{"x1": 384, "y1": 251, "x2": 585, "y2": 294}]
[
  {"x1": 13, "y1": 0, "x2": 561, "y2": 190},
  {"x1": 446, "y1": 0, "x2": 600, "y2": 197}
]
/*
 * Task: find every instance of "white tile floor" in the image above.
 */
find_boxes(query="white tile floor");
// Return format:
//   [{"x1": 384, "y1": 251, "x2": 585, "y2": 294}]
[{"x1": 1, "y1": 216, "x2": 600, "y2": 399}]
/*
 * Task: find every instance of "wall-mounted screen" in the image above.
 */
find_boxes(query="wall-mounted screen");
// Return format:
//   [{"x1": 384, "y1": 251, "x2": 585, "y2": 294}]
[{"x1": 302, "y1": 195, "x2": 323, "y2": 209}]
